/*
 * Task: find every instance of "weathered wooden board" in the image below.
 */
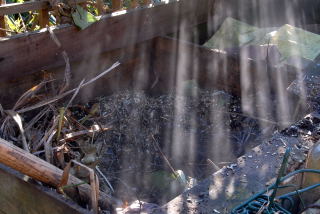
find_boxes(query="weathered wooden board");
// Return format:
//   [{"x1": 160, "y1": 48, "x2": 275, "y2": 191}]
[
  {"x1": 2, "y1": 0, "x2": 318, "y2": 83},
  {"x1": 152, "y1": 36, "x2": 308, "y2": 126},
  {"x1": 0, "y1": 0, "x2": 215, "y2": 80},
  {"x1": 0, "y1": 0, "x2": 5, "y2": 37},
  {"x1": 0, "y1": 136, "x2": 122, "y2": 210},
  {"x1": 0, "y1": 164, "x2": 89, "y2": 214},
  {"x1": 0, "y1": 39, "x2": 153, "y2": 108},
  {"x1": 152, "y1": 36, "x2": 244, "y2": 96},
  {"x1": 226, "y1": 0, "x2": 320, "y2": 28},
  {"x1": 0, "y1": 0, "x2": 88, "y2": 16},
  {"x1": 0, "y1": 1, "x2": 50, "y2": 16},
  {"x1": 0, "y1": 35, "x2": 308, "y2": 126}
]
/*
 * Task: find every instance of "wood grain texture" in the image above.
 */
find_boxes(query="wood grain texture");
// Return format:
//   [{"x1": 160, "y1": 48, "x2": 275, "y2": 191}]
[
  {"x1": 153, "y1": 36, "x2": 243, "y2": 96},
  {"x1": 0, "y1": 137, "x2": 122, "y2": 209},
  {"x1": 0, "y1": 1, "x2": 50, "y2": 16},
  {"x1": 0, "y1": 0, "x2": 214, "y2": 80},
  {"x1": 111, "y1": 0, "x2": 122, "y2": 10},
  {"x1": 0, "y1": 0, "x2": 94, "y2": 16},
  {"x1": 39, "y1": 8, "x2": 49, "y2": 28},
  {"x1": 143, "y1": 0, "x2": 151, "y2": 5},
  {"x1": 0, "y1": 39, "x2": 152, "y2": 108},
  {"x1": 0, "y1": 165, "x2": 88, "y2": 214},
  {"x1": 0, "y1": 0, "x2": 5, "y2": 37}
]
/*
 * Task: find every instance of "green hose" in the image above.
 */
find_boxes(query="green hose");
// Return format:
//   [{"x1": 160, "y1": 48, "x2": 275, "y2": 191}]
[{"x1": 232, "y1": 148, "x2": 320, "y2": 214}]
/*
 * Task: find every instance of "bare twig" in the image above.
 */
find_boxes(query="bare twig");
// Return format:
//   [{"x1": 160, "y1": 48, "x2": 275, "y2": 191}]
[
  {"x1": 25, "y1": 106, "x2": 51, "y2": 131},
  {"x1": 47, "y1": 26, "x2": 62, "y2": 47},
  {"x1": 13, "y1": 80, "x2": 50, "y2": 110},
  {"x1": 151, "y1": 135, "x2": 176, "y2": 175},
  {"x1": 64, "y1": 111, "x2": 89, "y2": 130},
  {"x1": 16, "y1": 62, "x2": 120, "y2": 114},
  {"x1": 5, "y1": 110, "x2": 29, "y2": 152},
  {"x1": 59, "y1": 51, "x2": 71, "y2": 93},
  {"x1": 47, "y1": 26, "x2": 71, "y2": 93},
  {"x1": 56, "y1": 78, "x2": 85, "y2": 141},
  {"x1": 56, "y1": 107, "x2": 66, "y2": 142},
  {"x1": 96, "y1": 166, "x2": 114, "y2": 193},
  {"x1": 35, "y1": 117, "x2": 59, "y2": 150},
  {"x1": 65, "y1": 79, "x2": 85, "y2": 109},
  {"x1": 0, "y1": 81, "x2": 51, "y2": 140},
  {"x1": 44, "y1": 129, "x2": 57, "y2": 163},
  {"x1": 59, "y1": 125, "x2": 110, "y2": 143}
]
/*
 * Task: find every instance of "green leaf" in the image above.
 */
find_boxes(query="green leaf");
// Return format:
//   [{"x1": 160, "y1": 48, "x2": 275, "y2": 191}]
[
  {"x1": 72, "y1": 5, "x2": 100, "y2": 30},
  {"x1": 5, "y1": 16, "x2": 17, "y2": 32}
]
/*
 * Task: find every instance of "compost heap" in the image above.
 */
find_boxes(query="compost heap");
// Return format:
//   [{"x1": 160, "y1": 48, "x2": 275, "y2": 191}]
[
  {"x1": 70, "y1": 89, "x2": 264, "y2": 204},
  {"x1": 0, "y1": 85, "x2": 266, "y2": 207}
]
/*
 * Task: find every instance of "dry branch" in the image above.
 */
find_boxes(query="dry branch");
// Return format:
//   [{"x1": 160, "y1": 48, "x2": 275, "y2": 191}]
[
  {"x1": 16, "y1": 62, "x2": 120, "y2": 114},
  {"x1": 0, "y1": 137, "x2": 122, "y2": 209},
  {"x1": 59, "y1": 126, "x2": 110, "y2": 143}
]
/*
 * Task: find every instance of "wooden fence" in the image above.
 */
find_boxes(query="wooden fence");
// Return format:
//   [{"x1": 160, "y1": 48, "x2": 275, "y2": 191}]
[{"x1": 0, "y1": 0, "x2": 152, "y2": 37}]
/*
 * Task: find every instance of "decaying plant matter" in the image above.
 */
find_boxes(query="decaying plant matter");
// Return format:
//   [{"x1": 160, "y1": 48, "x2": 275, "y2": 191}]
[{"x1": 0, "y1": 28, "x2": 121, "y2": 211}]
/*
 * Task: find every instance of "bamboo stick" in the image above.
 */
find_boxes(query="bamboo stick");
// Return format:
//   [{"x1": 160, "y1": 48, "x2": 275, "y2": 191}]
[{"x1": 0, "y1": 137, "x2": 122, "y2": 210}]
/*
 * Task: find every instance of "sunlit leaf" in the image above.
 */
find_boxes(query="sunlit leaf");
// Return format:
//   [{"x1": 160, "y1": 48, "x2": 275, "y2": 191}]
[
  {"x1": 5, "y1": 16, "x2": 18, "y2": 32},
  {"x1": 72, "y1": 5, "x2": 100, "y2": 30}
]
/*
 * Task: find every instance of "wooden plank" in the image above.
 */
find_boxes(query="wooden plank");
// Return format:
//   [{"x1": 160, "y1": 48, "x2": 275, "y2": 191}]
[
  {"x1": 130, "y1": 0, "x2": 138, "y2": 8},
  {"x1": 143, "y1": 0, "x2": 151, "y2": 5},
  {"x1": 0, "y1": 1, "x2": 50, "y2": 16},
  {"x1": 0, "y1": 164, "x2": 88, "y2": 214},
  {"x1": 0, "y1": 0, "x2": 215, "y2": 80},
  {"x1": 111, "y1": 0, "x2": 122, "y2": 10},
  {"x1": 0, "y1": 137, "x2": 122, "y2": 209},
  {"x1": 0, "y1": 0, "x2": 88, "y2": 11},
  {"x1": 0, "y1": 0, "x2": 5, "y2": 37},
  {"x1": 153, "y1": 36, "x2": 306, "y2": 126},
  {"x1": 0, "y1": 39, "x2": 152, "y2": 108},
  {"x1": 153, "y1": 36, "x2": 244, "y2": 96},
  {"x1": 39, "y1": 8, "x2": 49, "y2": 28}
]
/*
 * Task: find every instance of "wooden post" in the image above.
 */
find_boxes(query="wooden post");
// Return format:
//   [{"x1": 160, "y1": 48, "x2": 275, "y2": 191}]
[
  {"x1": 0, "y1": 137, "x2": 122, "y2": 209},
  {"x1": 130, "y1": 0, "x2": 138, "y2": 8},
  {"x1": 0, "y1": 0, "x2": 6, "y2": 37},
  {"x1": 143, "y1": 0, "x2": 151, "y2": 6},
  {"x1": 111, "y1": 0, "x2": 122, "y2": 11},
  {"x1": 39, "y1": 8, "x2": 49, "y2": 28},
  {"x1": 96, "y1": 0, "x2": 105, "y2": 15}
]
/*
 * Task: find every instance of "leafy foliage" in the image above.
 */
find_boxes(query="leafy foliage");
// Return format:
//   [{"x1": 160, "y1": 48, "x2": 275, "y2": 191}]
[{"x1": 72, "y1": 5, "x2": 100, "y2": 30}]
